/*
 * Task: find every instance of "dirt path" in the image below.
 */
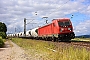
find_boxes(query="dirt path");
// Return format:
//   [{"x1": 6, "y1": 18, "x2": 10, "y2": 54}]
[{"x1": 0, "y1": 40, "x2": 30, "y2": 60}]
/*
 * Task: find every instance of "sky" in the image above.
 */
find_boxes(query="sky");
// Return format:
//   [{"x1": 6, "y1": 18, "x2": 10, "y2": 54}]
[{"x1": 0, "y1": 0, "x2": 90, "y2": 36}]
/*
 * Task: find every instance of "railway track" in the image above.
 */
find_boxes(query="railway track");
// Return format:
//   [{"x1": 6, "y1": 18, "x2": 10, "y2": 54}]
[
  {"x1": 46, "y1": 40, "x2": 90, "y2": 51},
  {"x1": 70, "y1": 41, "x2": 90, "y2": 50}
]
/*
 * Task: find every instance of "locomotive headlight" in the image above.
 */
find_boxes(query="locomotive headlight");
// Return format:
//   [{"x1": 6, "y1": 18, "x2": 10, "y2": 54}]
[
  {"x1": 68, "y1": 28, "x2": 72, "y2": 31},
  {"x1": 68, "y1": 28, "x2": 70, "y2": 30}
]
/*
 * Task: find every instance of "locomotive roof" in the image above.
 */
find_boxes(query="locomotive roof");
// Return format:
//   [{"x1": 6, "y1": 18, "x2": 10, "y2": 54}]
[{"x1": 52, "y1": 18, "x2": 70, "y2": 21}]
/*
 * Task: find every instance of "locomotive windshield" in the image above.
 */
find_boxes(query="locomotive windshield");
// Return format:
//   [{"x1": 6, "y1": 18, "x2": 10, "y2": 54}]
[{"x1": 58, "y1": 21, "x2": 71, "y2": 26}]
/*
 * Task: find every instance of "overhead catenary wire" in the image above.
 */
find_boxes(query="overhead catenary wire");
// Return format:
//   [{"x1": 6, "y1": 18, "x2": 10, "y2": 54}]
[
  {"x1": 71, "y1": 4, "x2": 90, "y2": 19},
  {"x1": 48, "y1": 0, "x2": 90, "y2": 19},
  {"x1": 34, "y1": 0, "x2": 71, "y2": 20},
  {"x1": 48, "y1": 0, "x2": 71, "y2": 17}
]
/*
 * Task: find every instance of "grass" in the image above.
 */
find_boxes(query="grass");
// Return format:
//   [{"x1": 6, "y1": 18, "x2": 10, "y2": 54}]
[
  {"x1": 72, "y1": 38, "x2": 90, "y2": 42},
  {"x1": 0, "y1": 36, "x2": 5, "y2": 48},
  {"x1": 12, "y1": 38, "x2": 90, "y2": 60}
]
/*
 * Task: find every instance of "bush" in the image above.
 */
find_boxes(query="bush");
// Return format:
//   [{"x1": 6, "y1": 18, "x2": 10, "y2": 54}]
[
  {"x1": 0, "y1": 32, "x2": 7, "y2": 39},
  {"x1": 0, "y1": 36, "x2": 4, "y2": 48}
]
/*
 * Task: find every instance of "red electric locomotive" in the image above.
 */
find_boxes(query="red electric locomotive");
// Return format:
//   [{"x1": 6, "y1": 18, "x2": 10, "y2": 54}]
[{"x1": 38, "y1": 18, "x2": 75, "y2": 41}]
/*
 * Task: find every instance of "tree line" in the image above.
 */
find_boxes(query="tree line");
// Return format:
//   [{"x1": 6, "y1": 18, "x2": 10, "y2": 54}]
[{"x1": 0, "y1": 22, "x2": 7, "y2": 38}]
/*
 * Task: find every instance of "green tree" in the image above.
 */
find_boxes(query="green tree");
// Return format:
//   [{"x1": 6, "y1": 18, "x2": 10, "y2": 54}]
[
  {"x1": 0, "y1": 22, "x2": 7, "y2": 38},
  {"x1": 0, "y1": 32, "x2": 7, "y2": 38},
  {"x1": 0, "y1": 22, "x2": 7, "y2": 32}
]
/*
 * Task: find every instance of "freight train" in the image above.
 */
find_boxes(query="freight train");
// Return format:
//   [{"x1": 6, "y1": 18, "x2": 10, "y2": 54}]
[{"x1": 7, "y1": 18, "x2": 75, "y2": 41}]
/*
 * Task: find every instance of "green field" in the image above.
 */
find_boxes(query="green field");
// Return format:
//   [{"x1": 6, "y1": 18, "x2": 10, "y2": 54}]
[
  {"x1": 12, "y1": 38, "x2": 90, "y2": 60},
  {"x1": 72, "y1": 38, "x2": 90, "y2": 42}
]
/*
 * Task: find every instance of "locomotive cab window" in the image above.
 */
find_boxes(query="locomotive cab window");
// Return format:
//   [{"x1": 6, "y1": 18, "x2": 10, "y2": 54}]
[
  {"x1": 58, "y1": 22, "x2": 64, "y2": 26},
  {"x1": 65, "y1": 21, "x2": 71, "y2": 26},
  {"x1": 58, "y1": 21, "x2": 71, "y2": 26}
]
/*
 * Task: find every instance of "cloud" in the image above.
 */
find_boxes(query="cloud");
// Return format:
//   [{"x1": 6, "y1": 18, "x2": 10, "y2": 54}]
[
  {"x1": 74, "y1": 20, "x2": 90, "y2": 36},
  {"x1": 0, "y1": 0, "x2": 90, "y2": 36}
]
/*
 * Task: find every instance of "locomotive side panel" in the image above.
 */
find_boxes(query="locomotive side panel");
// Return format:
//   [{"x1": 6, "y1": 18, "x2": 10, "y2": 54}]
[{"x1": 38, "y1": 24, "x2": 53, "y2": 37}]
